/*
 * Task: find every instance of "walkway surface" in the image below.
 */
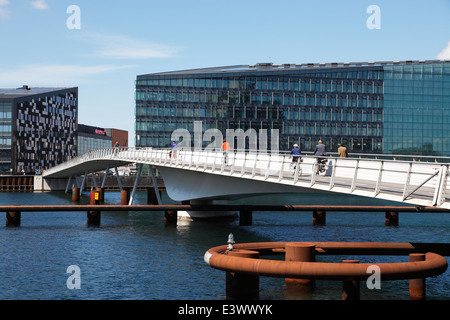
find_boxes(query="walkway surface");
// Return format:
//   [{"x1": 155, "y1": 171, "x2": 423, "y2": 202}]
[{"x1": 43, "y1": 148, "x2": 450, "y2": 209}]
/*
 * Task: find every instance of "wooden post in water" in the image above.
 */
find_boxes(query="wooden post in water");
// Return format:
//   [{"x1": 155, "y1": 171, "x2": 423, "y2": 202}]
[
  {"x1": 285, "y1": 243, "x2": 315, "y2": 295},
  {"x1": 385, "y1": 211, "x2": 399, "y2": 226},
  {"x1": 72, "y1": 187, "x2": 80, "y2": 202},
  {"x1": 342, "y1": 260, "x2": 360, "y2": 300},
  {"x1": 164, "y1": 210, "x2": 177, "y2": 225},
  {"x1": 121, "y1": 188, "x2": 130, "y2": 205},
  {"x1": 87, "y1": 190, "x2": 101, "y2": 227},
  {"x1": 313, "y1": 210, "x2": 326, "y2": 225},
  {"x1": 6, "y1": 211, "x2": 21, "y2": 227},
  {"x1": 226, "y1": 249, "x2": 259, "y2": 300},
  {"x1": 409, "y1": 253, "x2": 426, "y2": 300}
]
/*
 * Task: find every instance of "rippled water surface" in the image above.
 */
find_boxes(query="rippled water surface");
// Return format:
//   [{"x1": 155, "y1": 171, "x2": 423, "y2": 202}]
[{"x1": 0, "y1": 191, "x2": 449, "y2": 300}]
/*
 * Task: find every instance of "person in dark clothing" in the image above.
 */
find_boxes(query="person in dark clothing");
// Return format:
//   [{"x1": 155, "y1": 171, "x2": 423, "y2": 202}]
[
  {"x1": 314, "y1": 140, "x2": 327, "y2": 174},
  {"x1": 290, "y1": 144, "x2": 301, "y2": 162}
]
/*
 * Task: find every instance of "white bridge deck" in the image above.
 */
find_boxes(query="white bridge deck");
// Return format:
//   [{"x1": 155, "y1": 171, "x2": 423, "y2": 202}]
[{"x1": 43, "y1": 148, "x2": 450, "y2": 209}]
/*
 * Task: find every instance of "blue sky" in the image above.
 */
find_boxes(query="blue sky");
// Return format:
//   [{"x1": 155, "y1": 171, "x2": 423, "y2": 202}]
[{"x1": 1, "y1": 0, "x2": 450, "y2": 146}]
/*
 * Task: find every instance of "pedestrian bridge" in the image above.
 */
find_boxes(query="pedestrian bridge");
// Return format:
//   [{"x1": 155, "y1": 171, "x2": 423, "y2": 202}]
[{"x1": 43, "y1": 147, "x2": 450, "y2": 209}]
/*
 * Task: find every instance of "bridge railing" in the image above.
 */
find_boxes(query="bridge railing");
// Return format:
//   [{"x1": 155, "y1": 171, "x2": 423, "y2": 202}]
[{"x1": 44, "y1": 146, "x2": 450, "y2": 208}]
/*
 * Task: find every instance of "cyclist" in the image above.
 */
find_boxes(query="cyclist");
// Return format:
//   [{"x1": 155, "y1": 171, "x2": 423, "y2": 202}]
[
  {"x1": 290, "y1": 144, "x2": 301, "y2": 171},
  {"x1": 314, "y1": 140, "x2": 327, "y2": 174}
]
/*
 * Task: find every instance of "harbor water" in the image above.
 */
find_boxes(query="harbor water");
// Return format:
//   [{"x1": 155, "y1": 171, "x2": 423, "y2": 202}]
[{"x1": 0, "y1": 190, "x2": 449, "y2": 300}]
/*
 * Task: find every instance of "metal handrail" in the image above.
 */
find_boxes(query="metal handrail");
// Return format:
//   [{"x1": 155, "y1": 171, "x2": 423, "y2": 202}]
[{"x1": 43, "y1": 146, "x2": 450, "y2": 208}]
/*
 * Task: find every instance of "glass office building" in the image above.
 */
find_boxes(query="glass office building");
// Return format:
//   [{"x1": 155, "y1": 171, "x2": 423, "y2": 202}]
[
  {"x1": 135, "y1": 60, "x2": 450, "y2": 156},
  {"x1": 0, "y1": 86, "x2": 78, "y2": 174}
]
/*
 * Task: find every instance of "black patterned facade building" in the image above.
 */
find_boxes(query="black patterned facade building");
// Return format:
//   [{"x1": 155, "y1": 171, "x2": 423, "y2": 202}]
[{"x1": 0, "y1": 86, "x2": 78, "y2": 174}]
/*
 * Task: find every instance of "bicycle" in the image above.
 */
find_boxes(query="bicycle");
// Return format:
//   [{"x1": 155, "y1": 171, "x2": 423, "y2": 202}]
[
  {"x1": 315, "y1": 158, "x2": 328, "y2": 176},
  {"x1": 290, "y1": 157, "x2": 302, "y2": 176}
]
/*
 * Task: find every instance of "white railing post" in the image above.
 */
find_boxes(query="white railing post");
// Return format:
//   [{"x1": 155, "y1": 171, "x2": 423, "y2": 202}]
[
  {"x1": 402, "y1": 162, "x2": 412, "y2": 200},
  {"x1": 350, "y1": 159, "x2": 359, "y2": 193},
  {"x1": 374, "y1": 160, "x2": 384, "y2": 197}
]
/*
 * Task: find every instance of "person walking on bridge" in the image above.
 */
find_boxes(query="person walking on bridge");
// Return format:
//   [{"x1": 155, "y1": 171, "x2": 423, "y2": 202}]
[
  {"x1": 338, "y1": 143, "x2": 348, "y2": 158},
  {"x1": 314, "y1": 140, "x2": 327, "y2": 174},
  {"x1": 222, "y1": 139, "x2": 230, "y2": 164}
]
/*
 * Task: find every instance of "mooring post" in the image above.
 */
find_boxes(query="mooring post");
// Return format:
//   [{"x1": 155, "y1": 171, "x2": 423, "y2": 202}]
[
  {"x1": 72, "y1": 187, "x2": 80, "y2": 202},
  {"x1": 87, "y1": 190, "x2": 101, "y2": 227},
  {"x1": 239, "y1": 209, "x2": 252, "y2": 226},
  {"x1": 313, "y1": 210, "x2": 326, "y2": 225},
  {"x1": 164, "y1": 210, "x2": 178, "y2": 225},
  {"x1": 120, "y1": 188, "x2": 130, "y2": 205},
  {"x1": 6, "y1": 211, "x2": 21, "y2": 227},
  {"x1": 96, "y1": 187, "x2": 104, "y2": 203},
  {"x1": 385, "y1": 211, "x2": 399, "y2": 226},
  {"x1": 409, "y1": 253, "x2": 426, "y2": 300},
  {"x1": 285, "y1": 243, "x2": 316, "y2": 294},
  {"x1": 226, "y1": 249, "x2": 260, "y2": 300},
  {"x1": 342, "y1": 260, "x2": 360, "y2": 300}
]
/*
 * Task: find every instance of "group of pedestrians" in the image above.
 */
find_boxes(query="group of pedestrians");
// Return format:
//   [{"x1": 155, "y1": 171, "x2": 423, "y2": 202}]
[{"x1": 290, "y1": 140, "x2": 349, "y2": 173}]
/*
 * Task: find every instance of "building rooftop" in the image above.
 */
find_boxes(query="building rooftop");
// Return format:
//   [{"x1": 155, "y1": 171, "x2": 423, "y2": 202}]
[
  {"x1": 140, "y1": 59, "x2": 450, "y2": 77},
  {"x1": 0, "y1": 86, "x2": 75, "y2": 99}
]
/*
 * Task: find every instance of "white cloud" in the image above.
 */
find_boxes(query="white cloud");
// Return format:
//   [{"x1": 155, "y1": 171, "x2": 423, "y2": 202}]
[
  {"x1": 0, "y1": 0, "x2": 10, "y2": 19},
  {"x1": 0, "y1": 64, "x2": 135, "y2": 87},
  {"x1": 31, "y1": 0, "x2": 48, "y2": 10},
  {"x1": 83, "y1": 33, "x2": 182, "y2": 60},
  {"x1": 437, "y1": 41, "x2": 450, "y2": 60}
]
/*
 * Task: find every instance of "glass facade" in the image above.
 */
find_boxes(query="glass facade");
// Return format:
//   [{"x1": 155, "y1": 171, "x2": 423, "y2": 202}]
[
  {"x1": 0, "y1": 102, "x2": 12, "y2": 173},
  {"x1": 78, "y1": 124, "x2": 112, "y2": 155},
  {"x1": 383, "y1": 62, "x2": 450, "y2": 155},
  {"x1": 0, "y1": 87, "x2": 78, "y2": 174},
  {"x1": 135, "y1": 60, "x2": 450, "y2": 155}
]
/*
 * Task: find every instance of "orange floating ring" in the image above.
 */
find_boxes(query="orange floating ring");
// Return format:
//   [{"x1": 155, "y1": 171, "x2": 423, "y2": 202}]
[{"x1": 204, "y1": 242, "x2": 448, "y2": 281}]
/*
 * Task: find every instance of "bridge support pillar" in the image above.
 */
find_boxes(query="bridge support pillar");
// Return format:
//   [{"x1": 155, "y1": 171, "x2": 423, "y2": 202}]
[
  {"x1": 409, "y1": 253, "x2": 426, "y2": 300},
  {"x1": 385, "y1": 211, "x2": 399, "y2": 226},
  {"x1": 72, "y1": 188, "x2": 80, "y2": 202},
  {"x1": 239, "y1": 210, "x2": 252, "y2": 226},
  {"x1": 121, "y1": 188, "x2": 130, "y2": 205},
  {"x1": 6, "y1": 211, "x2": 21, "y2": 227},
  {"x1": 313, "y1": 210, "x2": 326, "y2": 225},
  {"x1": 226, "y1": 249, "x2": 259, "y2": 300},
  {"x1": 87, "y1": 191, "x2": 101, "y2": 227},
  {"x1": 164, "y1": 210, "x2": 177, "y2": 225},
  {"x1": 285, "y1": 243, "x2": 315, "y2": 295},
  {"x1": 342, "y1": 260, "x2": 360, "y2": 300}
]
